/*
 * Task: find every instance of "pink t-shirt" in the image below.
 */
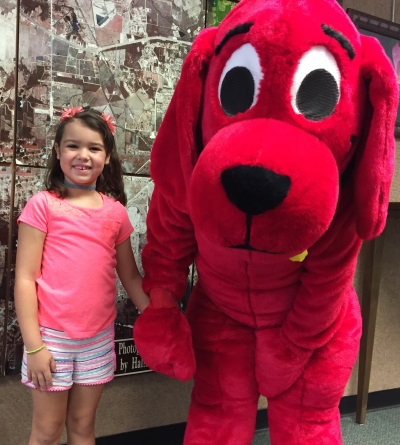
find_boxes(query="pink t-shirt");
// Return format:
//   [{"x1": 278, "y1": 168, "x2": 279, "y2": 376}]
[{"x1": 18, "y1": 191, "x2": 133, "y2": 338}]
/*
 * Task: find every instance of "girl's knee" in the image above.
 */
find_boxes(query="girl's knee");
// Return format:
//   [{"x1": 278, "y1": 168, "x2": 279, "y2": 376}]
[
  {"x1": 66, "y1": 412, "x2": 95, "y2": 438},
  {"x1": 31, "y1": 418, "x2": 65, "y2": 445}
]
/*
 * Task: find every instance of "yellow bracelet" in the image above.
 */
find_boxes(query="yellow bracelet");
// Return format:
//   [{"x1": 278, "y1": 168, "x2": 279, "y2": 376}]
[{"x1": 26, "y1": 344, "x2": 45, "y2": 355}]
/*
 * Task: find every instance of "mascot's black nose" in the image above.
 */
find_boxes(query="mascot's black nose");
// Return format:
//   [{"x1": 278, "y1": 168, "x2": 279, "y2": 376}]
[{"x1": 220, "y1": 166, "x2": 291, "y2": 215}]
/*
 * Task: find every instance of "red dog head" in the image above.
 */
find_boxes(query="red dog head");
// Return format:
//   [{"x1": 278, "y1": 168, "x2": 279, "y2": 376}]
[{"x1": 150, "y1": 0, "x2": 398, "y2": 255}]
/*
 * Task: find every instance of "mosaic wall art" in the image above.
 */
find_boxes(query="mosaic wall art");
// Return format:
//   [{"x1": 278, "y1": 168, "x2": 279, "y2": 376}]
[
  {"x1": 0, "y1": 0, "x2": 17, "y2": 377},
  {"x1": 0, "y1": 0, "x2": 206, "y2": 376}
]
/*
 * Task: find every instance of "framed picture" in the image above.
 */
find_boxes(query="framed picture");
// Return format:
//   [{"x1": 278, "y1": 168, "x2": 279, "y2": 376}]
[
  {"x1": 208, "y1": 0, "x2": 237, "y2": 26},
  {"x1": 347, "y1": 9, "x2": 400, "y2": 130}
]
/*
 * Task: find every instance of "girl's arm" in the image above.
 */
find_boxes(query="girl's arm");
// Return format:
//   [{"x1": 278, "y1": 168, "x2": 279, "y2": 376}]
[
  {"x1": 116, "y1": 238, "x2": 150, "y2": 313},
  {"x1": 14, "y1": 222, "x2": 56, "y2": 388}
]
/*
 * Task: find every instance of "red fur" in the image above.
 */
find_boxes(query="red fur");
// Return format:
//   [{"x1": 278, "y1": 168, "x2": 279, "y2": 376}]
[{"x1": 134, "y1": 0, "x2": 398, "y2": 443}]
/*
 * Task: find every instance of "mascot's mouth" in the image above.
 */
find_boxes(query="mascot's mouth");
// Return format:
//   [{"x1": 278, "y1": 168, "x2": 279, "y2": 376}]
[
  {"x1": 231, "y1": 243, "x2": 280, "y2": 254},
  {"x1": 227, "y1": 198, "x2": 309, "y2": 262},
  {"x1": 230, "y1": 214, "x2": 282, "y2": 254},
  {"x1": 230, "y1": 242, "x2": 308, "y2": 262},
  {"x1": 221, "y1": 165, "x2": 291, "y2": 254}
]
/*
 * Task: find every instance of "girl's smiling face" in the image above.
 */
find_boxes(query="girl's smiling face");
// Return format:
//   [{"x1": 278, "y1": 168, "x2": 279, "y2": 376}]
[{"x1": 55, "y1": 119, "x2": 110, "y2": 188}]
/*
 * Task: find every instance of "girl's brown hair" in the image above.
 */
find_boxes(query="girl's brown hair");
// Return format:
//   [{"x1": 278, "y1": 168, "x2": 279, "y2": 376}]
[{"x1": 45, "y1": 108, "x2": 127, "y2": 205}]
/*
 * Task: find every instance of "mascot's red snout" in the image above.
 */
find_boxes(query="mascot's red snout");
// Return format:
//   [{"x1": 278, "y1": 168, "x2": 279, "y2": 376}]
[{"x1": 189, "y1": 118, "x2": 339, "y2": 254}]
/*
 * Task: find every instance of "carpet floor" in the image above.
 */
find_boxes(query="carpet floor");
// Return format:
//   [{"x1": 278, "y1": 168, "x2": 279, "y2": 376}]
[{"x1": 252, "y1": 406, "x2": 400, "y2": 445}]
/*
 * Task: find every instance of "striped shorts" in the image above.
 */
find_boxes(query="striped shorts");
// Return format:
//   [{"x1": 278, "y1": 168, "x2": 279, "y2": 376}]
[{"x1": 21, "y1": 324, "x2": 116, "y2": 391}]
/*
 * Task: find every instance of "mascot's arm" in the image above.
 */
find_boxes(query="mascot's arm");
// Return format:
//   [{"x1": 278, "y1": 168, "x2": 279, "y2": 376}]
[
  {"x1": 133, "y1": 187, "x2": 197, "y2": 381},
  {"x1": 257, "y1": 198, "x2": 362, "y2": 397},
  {"x1": 133, "y1": 28, "x2": 218, "y2": 381},
  {"x1": 142, "y1": 188, "x2": 197, "y2": 300},
  {"x1": 283, "y1": 199, "x2": 361, "y2": 350}
]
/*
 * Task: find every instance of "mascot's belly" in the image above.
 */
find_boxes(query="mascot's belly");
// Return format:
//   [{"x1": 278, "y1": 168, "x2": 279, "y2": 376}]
[{"x1": 195, "y1": 231, "x2": 302, "y2": 328}]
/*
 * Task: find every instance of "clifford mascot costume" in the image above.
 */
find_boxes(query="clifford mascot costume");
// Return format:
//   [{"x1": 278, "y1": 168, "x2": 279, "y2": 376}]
[{"x1": 134, "y1": 0, "x2": 398, "y2": 443}]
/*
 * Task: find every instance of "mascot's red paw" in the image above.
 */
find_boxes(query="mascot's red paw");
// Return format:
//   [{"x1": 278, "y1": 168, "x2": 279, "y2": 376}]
[
  {"x1": 256, "y1": 328, "x2": 312, "y2": 398},
  {"x1": 133, "y1": 305, "x2": 196, "y2": 381}
]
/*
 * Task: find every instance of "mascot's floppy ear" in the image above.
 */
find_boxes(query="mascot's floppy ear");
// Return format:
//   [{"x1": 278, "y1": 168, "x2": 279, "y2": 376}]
[
  {"x1": 150, "y1": 27, "x2": 218, "y2": 211},
  {"x1": 354, "y1": 35, "x2": 398, "y2": 240}
]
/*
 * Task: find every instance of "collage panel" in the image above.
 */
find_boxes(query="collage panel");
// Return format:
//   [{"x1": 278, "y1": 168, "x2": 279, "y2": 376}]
[
  {"x1": 146, "y1": 0, "x2": 204, "y2": 39},
  {"x1": 114, "y1": 175, "x2": 152, "y2": 375},
  {"x1": 16, "y1": 11, "x2": 52, "y2": 166},
  {"x1": 115, "y1": 176, "x2": 152, "y2": 339},
  {"x1": 0, "y1": 0, "x2": 17, "y2": 163},
  {"x1": 0, "y1": 166, "x2": 12, "y2": 375},
  {"x1": 4, "y1": 167, "x2": 47, "y2": 375},
  {"x1": 2, "y1": 300, "x2": 22, "y2": 376},
  {"x1": 100, "y1": 38, "x2": 191, "y2": 175},
  {"x1": 14, "y1": 166, "x2": 47, "y2": 215}
]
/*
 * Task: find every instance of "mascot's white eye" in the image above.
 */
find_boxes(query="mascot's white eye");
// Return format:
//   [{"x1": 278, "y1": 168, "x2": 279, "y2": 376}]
[
  {"x1": 291, "y1": 46, "x2": 340, "y2": 121},
  {"x1": 218, "y1": 43, "x2": 263, "y2": 117}
]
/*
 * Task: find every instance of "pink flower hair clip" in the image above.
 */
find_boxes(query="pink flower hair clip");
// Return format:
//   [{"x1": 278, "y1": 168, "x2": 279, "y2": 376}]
[
  {"x1": 101, "y1": 112, "x2": 116, "y2": 135},
  {"x1": 59, "y1": 106, "x2": 117, "y2": 135},
  {"x1": 60, "y1": 106, "x2": 84, "y2": 121}
]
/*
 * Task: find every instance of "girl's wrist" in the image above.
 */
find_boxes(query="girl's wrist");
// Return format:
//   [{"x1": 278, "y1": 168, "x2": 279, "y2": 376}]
[{"x1": 26, "y1": 344, "x2": 45, "y2": 355}]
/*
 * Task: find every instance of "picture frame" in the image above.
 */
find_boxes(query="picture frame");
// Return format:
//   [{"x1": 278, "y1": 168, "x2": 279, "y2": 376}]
[{"x1": 347, "y1": 9, "x2": 400, "y2": 131}]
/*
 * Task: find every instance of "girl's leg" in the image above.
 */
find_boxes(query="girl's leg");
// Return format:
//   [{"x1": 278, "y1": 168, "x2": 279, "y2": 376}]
[
  {"x1": 29, "y1": 389, "x2": 69, "y2": 445},
  {"x1": 65, "y1": 324, "x2": 114, "y2": 444},
  {"x1": 66, "y1": 384, "x2": 105, "y2": 445}
]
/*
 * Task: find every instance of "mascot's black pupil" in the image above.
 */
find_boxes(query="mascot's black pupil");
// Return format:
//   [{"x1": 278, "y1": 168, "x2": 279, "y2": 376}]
[
  {"x1": 296, "y1": 69, "x2": 339, "y2": 120},
  {"x1": 221, "y1": 67, "x2": 255, "y2": 116}
]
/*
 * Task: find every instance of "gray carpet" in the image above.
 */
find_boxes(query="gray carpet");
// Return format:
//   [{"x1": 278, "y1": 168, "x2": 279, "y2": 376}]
[{"x1": 252, "y1": 406, "x2": 400, "y2": 444}]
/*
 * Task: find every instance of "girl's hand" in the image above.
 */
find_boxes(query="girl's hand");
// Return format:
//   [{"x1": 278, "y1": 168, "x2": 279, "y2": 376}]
[{"x1": 26, "y1": 347, "x2": 57, "y2": 389}]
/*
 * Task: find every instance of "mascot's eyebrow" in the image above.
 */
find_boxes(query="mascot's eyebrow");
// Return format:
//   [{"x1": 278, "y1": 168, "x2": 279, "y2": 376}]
[
  {"x1": 321, "y1": 24, "x2": 355, "y2": 60},
  {"x1": 215, "y1": 22, "x2": 254, "y2": 55}
]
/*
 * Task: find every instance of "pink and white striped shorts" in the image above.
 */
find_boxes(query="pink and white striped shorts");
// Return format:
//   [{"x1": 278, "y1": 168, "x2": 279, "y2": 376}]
[{"x1": 21, "y1": 324, "x2": 116, "y2": 391}]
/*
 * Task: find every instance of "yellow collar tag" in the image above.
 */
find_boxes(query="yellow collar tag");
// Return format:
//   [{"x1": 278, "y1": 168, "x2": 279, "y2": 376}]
[{"x1": 289, "y1": 249, "x2": 308, "y2": 262}]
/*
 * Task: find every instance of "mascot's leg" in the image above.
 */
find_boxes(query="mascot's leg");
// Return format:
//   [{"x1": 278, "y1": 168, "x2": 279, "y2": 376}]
[
  {"x1": 184, "y1": 284, "x2": 259, "y2": 445},
  {"x1": 265, "y1": 292, "x2": 361, "y2": 445}
]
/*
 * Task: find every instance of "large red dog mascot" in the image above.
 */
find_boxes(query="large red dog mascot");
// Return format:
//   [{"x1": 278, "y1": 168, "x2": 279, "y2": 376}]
[{"x1": 134, "y1": 0, "x2": 398, "y2": 443}]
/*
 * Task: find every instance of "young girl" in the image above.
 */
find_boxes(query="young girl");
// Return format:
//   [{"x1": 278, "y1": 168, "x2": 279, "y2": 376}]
[{"x1": 14, "y1": 107, "x2": 149, "y2": 445}]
